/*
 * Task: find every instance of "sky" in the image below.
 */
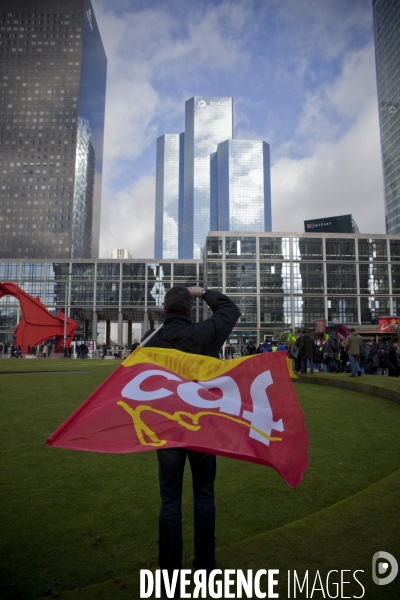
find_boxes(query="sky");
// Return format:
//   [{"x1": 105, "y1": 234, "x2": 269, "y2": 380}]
[{"x1": 93, "y1": 0, "x2": 384, "y2": 259}]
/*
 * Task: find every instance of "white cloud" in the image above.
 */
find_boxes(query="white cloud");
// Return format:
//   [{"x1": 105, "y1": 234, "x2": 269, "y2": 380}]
[
  {"x1": 272, "y1": 96, "x2": 385, "y2": 234},
  {"x1": 271, "y1": 41, "x2": 385, "y2": 236},
  {"x1": 99, "y1": 175, "x2": 155, "y2": 258},
  {"x1": 292, "y1": 45, "x2": 378, "y2": 149}
]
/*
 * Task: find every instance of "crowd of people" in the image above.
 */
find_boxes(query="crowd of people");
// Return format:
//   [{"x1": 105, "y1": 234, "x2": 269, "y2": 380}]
[
  {"x1": 2, "y1": 334, "x2": 400, "y2": 375},
  {"x1": 213, "y1": 331, "x2": 400, "y2": 378},
  {"x1": 0, "y1": 341, "x2": 93, "y2": 359},
  {"x1": 0, "y1": 342, "x2": 53, "y2": 358},
  {"x1": 288, "y1": 330, "x2": 400, "y2": 377}
]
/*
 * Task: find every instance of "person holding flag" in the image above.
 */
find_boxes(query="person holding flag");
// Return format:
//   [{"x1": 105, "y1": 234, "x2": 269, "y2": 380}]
[
  {"x1": 142, "y1": 285, "x2": 240, "y2": 591},
  {"x1": 46, "y1": 286, "x2": 309, "y2": 597}
]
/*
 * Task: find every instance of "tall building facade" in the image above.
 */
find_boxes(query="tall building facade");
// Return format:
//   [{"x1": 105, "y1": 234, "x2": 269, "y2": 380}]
[
  {"x1": 182, "y1": 96, "x2": 233, "y2": 259},
  {"x1": 372, "y1": 0, "x2": 400, "y2": 233},
  {"x1": 0, "y1": 0, "x2": 106, "y2": 260},
  {"x1": 210, "y1": 139, "x2": 272, "y2": 233},
  {"x1": 154, "y1": 133, "x2": 183, "y2": 259}
]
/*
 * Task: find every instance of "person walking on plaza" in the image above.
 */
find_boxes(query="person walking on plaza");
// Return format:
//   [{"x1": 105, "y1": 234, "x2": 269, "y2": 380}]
[
  {"x1": 299, "y1": 330, "x2": 315, "y2": 374},
  {"x1": 344, "y1": 329, "x2": 363, "y2": 377},
  {"x1": 325, "y1": 332, "x2": 339, "y2": 373},
  {"x1": 142, "y1": 285, "x2": 240, "y2": 594}
]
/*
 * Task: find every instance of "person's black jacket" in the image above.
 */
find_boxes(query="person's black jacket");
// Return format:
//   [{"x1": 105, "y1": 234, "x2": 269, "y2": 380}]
[
  {"x1": 142, "y1": 290, "x2": 240, "y2": 359},
  {"x1": 299, "y1": 334, "x2": 315, "y2": 360}
]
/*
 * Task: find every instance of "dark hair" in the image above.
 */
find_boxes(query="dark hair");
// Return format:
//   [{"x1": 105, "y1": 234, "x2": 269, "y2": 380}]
[
  {"x1": 350, "y1": 328, "x2": 355, "y2": 332},
  {"x1": 163, "y1": 285, "x2": 193, "y2": 315}
]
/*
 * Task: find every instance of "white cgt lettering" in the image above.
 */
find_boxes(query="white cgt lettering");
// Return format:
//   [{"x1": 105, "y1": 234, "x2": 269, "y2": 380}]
[
  {"x1": 120, "y1": 370, "x2": 241, "y2": 416},
  {"x1": 177, "y1": 376, "x2": 241, "y2": 416},
  {"x1": 243, "y1": 370, "x2": 284, "y2": 445},
  {"x1": 121, "y1": 369, "x2": 182, "y2": 401},
  {"x1": 120, "y1": 369, "x2": 283, "y2": 444}
]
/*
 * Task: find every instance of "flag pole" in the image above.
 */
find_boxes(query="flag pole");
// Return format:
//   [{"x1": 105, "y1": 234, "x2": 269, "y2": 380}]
[{"x1": 138, "y1": 323, "x2": 164, "y2": 348}]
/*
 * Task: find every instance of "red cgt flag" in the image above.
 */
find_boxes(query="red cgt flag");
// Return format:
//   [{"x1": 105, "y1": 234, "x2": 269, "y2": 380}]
[{"x1": 47, "y1": 347, "x2": 308, "y2": 488}]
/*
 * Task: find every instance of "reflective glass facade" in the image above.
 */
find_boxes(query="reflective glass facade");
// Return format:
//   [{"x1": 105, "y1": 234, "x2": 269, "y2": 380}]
[
  {"x1": 373, "y1": 0, "x2": 400, "y2": 233},
  {"x1": 0, "y1": 0, "x2": 106, "y2": 260},
  {"x1": 3, "y1": 233, "x2": 400, "y2": 350},
  {"x1": 0, "y1": 259, "x2": 204, "y2": 344},
  {"x1": 154, "y1": 134, "x2": 182, "y2": 259},
  {"x1": 182, "y1": 96, "x2": 233, "y2": 259},
  {"x1": 211, "y1": 139, "x2": 271, "y2": 232},
  {"x1": 206, "y1": 231, "x2": 400, "y2": 332}
]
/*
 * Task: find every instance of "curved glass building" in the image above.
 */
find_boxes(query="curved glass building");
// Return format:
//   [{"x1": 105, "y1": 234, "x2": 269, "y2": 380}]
[
  {"x1": 182, "y1": 96, "x2": 233, "y2": 259},
  {"x1": 372, "y1": 0, "x2": 400, "y2": 233}
]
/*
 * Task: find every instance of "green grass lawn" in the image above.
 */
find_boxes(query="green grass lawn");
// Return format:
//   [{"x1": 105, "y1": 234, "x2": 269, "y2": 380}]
[{"x1": 0, "y1": 360, "x2": 399, "y2": 599}]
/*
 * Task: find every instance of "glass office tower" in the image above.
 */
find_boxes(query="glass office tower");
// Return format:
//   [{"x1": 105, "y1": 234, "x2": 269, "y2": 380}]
[
  {"x1": 210, "y1": 139, "x2": 272, "y2": 232},
  {"x1": 0, "y1": 0, "x2": 106, "y2": 259},
  {"x1": 372, "y1": 0, "x2": 400, "y2": 233},
  {"x1": 182, "y1": 96, "x2": 233, "y2": 259},
  {"x1": 154, "y1": 134, "x2": 183, "y2": 259}
]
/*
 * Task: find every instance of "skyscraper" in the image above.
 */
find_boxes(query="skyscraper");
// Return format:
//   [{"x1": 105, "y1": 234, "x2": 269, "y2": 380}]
[
  {"x1": 154, "y1": 133, "x2": 183, "y2": 259},
  {"x1": 182, "y1": 96, "x2": 233, "y2": 259},
  {"x1": 210, "y1": 139, "x2": 272, "y2": 232},
  {"x1": 0, "y1": 0, "x2": 106, "y2": 259},
  {"x1": 154, "y1": 96, "x2": 272, "y2": 259},
  {"x1": 372, "y1": 0, "x2": 400, "y2": 233}
]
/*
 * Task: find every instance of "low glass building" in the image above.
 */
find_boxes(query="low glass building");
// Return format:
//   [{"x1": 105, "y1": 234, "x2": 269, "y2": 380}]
[{"x1": 1, "y1": 232, "x2": 400, "y2": 352}]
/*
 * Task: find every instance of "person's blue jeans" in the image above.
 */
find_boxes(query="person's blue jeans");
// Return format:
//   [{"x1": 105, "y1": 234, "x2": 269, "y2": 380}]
[
  {"x1": 157, "y1": 448, "x2": 217, "y2": 577},
  {"x1": 301, "y1": 358, "x2": 314, "y2": 374},
  {"x1": 348, "y1": 353, "x2": 360, "y2": 376}
]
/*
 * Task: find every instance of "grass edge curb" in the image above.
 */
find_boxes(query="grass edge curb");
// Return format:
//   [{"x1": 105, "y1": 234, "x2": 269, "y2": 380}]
[{"x1": 294, "y1": 375, "x2": 400, "y2": 404}]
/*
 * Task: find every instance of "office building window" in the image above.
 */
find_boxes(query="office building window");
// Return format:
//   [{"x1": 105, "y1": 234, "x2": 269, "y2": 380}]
[
  {"x1": 205, "y1": 262, "x2": 222, "y2": 290},
  {"x1": 226, "y1": 237, "x2": 256, "y2": 259},
  {"x1": 359, "y1": 264, "x2": 389, "y2": 294},
  {"x1": 358, "y1": 239, "x2": 387, "y2": 261},
  {"x1": 327, "y1": 264, "x2": 357, "y2": 294},
  {"x1": 206, "y1": 236, "x2": 222, "y2": 259},
  {"x1": 259, "y1": 236, "x2": 290, "y2": 259},
  {"x1": 326, "y1": 239, "x2": 355, "y2": 261},
  {"x1": 260, "y1": 296, "x2": 291, "y2": 326},
  {"x1": 226, "y1": 262, "x2": 257, "y2": 293},
  {"x1": 360, "y1": 297, "x2": 390, "y2": 324}
]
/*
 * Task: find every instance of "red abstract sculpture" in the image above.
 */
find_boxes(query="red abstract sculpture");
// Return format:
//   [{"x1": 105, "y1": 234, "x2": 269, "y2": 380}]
[{"x1": 0, "y1": 281, "x2": 77, "y2": 353}]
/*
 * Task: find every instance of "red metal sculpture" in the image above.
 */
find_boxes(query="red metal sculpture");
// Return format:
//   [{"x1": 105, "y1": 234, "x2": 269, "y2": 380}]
[{"x1": 0, "y1": 281, "x2": 77, "y2": 353}]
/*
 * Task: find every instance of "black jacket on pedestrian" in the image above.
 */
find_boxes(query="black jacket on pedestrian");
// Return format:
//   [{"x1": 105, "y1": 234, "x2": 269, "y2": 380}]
[
  {"x1": 299, "y1": 334, "x2": 315, "y2": 360},
  {"x1": 143, "y1": 290, "x2": 240, "y2": 358}
]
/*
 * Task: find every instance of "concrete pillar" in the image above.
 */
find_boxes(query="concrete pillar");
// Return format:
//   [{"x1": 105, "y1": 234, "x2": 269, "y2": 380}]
[
  {"x1": 92, "y1": 312, "x2": 98, "y2": 350},
  {"x1": 128, "y1": 320, "x2": 132, "y2": 348},
  {"x1": 118, "y1": 312, "x2": 123, "y2": 347},
  {"x1": 106, "y1": 320, "x2": 111, "y2": 346},
  {"x1": 144, "y1": 312, "x2": 149, "y2": 334}
]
